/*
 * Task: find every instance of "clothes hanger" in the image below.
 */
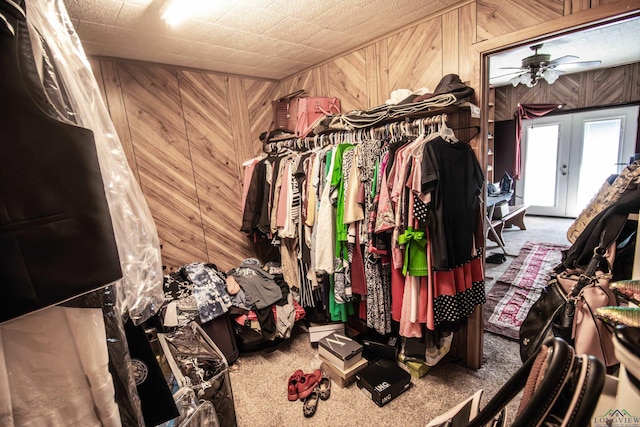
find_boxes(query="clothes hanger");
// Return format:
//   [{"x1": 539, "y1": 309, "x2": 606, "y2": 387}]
[
  {"x1": 0, "y1": 0, "x2": 24, "y2": 38},
  {"x1": 450, "y1": 125, "x2": 481, "y2": 143},
  {"x1": 438, "y1": 115, "x2": 458, "y2": 143},
  {"x1": 0, "y1": 0, "x2": 26, "y2": 21},
  {"x1": 0, "y1": 12, "x2": 14, "y2": 37}
]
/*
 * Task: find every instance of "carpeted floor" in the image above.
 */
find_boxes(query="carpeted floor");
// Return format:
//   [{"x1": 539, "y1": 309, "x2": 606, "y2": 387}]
[{"x1": 226, "y1": 215, "x2": 575, "y2": 427}]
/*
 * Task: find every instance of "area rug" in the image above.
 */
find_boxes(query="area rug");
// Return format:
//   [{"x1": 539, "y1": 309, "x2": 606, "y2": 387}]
[{"x1": 484, "y1": 241, "x2": 569, "y2": 340}]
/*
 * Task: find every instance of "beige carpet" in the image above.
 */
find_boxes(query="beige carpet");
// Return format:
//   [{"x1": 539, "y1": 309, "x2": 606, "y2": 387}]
[{"x1": 227, "y1": 216, "x2": 575, "y2": 427}]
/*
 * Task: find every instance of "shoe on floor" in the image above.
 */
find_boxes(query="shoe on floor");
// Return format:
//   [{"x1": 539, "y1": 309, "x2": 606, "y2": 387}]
[
  {"x1": 317, "y1": 371, "x2": 331, "y2": 400},
  {"x1": 486, "y1": 253, "x2": 506, "y2": 264},
  {"x1": 296, "y1": 372, "x2": 319, "y2": 400},
  {"x1": 303, "y1": 389, "x2": 320, "y2": 418},
  {"x1": 309, "y1": 369, "x2": 322, "y2": 383},
  {"x1": 287, "y1": 369, "x2": 303, "y2": 401}
]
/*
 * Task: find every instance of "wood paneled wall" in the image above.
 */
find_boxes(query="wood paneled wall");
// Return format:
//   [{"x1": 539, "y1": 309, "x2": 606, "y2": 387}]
[
  {"x1": 90, "y1": 60, "x2": 278, "y2": 271},
  {"x1": 495, "y1": 62, "x2": 640, "y2": 120},
  {"x1": 89, "y1": 0, "x2": 637, "y2": 273}
]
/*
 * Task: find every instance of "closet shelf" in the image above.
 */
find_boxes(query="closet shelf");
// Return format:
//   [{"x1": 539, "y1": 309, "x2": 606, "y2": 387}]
[{"x1": 262, "y1": 103, "x2": 478, "y2": 145}]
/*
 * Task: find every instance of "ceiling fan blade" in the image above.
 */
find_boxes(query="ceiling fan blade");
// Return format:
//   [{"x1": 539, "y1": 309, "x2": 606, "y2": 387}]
[
  {"x1": 499, "y1": 67, "x2": 527, "y2": 70},
  {"x1": 490, "y1": 70, "x2": 527, "y2": 80},
  {"x1": 555, "y1": 60, "x2": 602, "y2": 69},
  {"x1": 545, "y1": 55, "x2": 579, "y2": 66}
]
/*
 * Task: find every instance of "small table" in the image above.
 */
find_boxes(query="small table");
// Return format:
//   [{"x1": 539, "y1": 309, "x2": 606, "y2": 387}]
[{"x1": 485, "y1": 192, "x2": 513, "y2": 255}]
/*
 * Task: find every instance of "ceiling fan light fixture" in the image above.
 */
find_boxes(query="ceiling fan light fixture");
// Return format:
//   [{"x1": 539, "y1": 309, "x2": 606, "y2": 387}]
[{"x1": 542, "y1": 69, "x2": 560, "y2": 84}]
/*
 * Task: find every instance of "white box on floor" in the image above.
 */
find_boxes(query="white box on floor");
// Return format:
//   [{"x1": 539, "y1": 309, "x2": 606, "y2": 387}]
[
  {"x1": 318, "y1": 332, "x2": 363, "y2": 371},
  {"x1": 308, "y1": 323, "x2": 345, "y2": 343},
  {"x1": 320, "y1": 355, "x2": 368, "y2": 388}
]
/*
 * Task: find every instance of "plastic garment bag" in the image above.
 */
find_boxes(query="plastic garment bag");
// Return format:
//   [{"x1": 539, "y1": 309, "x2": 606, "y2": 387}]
[{"x1": 24, "y1": 0, "x2": 164, "y2": 324}]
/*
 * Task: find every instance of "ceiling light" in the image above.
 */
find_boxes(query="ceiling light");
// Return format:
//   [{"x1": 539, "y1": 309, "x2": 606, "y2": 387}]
[
  {"x1": 161, "y1": 0, "x2": 216, "y2": 27},
  {"x1": 511, "y1": 68, "x2": 562, "y2": 87}
]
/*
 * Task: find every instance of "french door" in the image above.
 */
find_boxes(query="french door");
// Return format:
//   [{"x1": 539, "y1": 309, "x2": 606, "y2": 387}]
[{"x1": 517, "y1": 105, "x2": 638, "y2": 217}]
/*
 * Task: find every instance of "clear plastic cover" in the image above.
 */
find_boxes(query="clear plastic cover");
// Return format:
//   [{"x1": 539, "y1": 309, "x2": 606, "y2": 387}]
[
  {"x1": 158, "y1": 388, "x2": 220, "y2": 427},
  {"x1": 25, "y1": 0, "x2": 164, "y2": 324},
  {"x1": 158, "y1": 323, "x2": 236, "y2": 427}
]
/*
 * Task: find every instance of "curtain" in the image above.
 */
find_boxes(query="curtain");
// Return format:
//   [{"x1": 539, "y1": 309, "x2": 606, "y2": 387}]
[{"x1": 513, "y1": 103, "x2": 562, "y2": 179}]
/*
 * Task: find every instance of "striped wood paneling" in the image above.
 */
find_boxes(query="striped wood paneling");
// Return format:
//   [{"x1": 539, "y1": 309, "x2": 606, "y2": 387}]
[
  {"x1": 494, "y1": 85, "x2": 510, "y2": 121},
  {"x1": 476, "y1": 0, "x2": 565, "y2": 41},
  {"x1": 117, "y1": 63, "x2": 207, "y2": 270},
  {"x1": 589, "y1": 67, "x2": 627, "y2": 106},
  {"x1": 245, "y1": 78, "x2": 281, "y2": 156},
  {"x1": 443, "y1": 10, "x2": 460, "y2": 75},
  {"x1": 178, "y1": 71, "x2": 251, "y2": 271},
  {"x1": 313, "y1": 65, "x2": 331, "y2": 97},
  {"x1": 458, "y1": 3, "x2": 477, "y2": 84},
  {"x1": 628, "y1": 63, "x2": 640, "y2": 102},
  {"x1": 365, "y1": 41, "x2": 390, "y2": 108},
  {"x1": 549, "y1": 74, "x2": 581, "y2": 109},
  {"x1": 281, "y1": 69, "x2": 319, "y2": 97},
  {"x1": 387, "y1": 18, "x2": 443, "y2": 94},
  {"x1": 495, "y1": 63, "x2": 640, "y2": 120},
  {"x1": 571, "y1": 0, "x2": 594, "y2": 13},
  {"x1": 327, "y1": 49, "x2": 368, "y2": 112},
  {"x1": 89, "y1": 58, "x2": 107, "y2": 110},
  {"x1": 227, "y1": 77, "x2": 253, "y2": 171}
]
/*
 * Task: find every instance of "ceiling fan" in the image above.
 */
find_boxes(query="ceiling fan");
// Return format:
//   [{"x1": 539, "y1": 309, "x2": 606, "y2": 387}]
[{"x1": 493, "y1": 43, "x2": 602, "y2": 87}]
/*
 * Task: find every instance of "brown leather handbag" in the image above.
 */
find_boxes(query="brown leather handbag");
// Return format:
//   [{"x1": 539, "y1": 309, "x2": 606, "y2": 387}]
[{"x1": 272, "y1": 89, "x2": 306, "y2": 133}]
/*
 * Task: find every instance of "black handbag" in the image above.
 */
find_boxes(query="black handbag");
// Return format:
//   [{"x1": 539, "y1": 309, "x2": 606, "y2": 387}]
[
  {"x1": 519, "y1": 214, "x2": 628, "y2": 363},
  {"x1": 519, "y1": 276, "x2": 569, "y2": 363},
  {"x1": 428, "y1": 338, "x2": 606, "y2": 427},
  {"x1": 519, "y1": 244, "x2": 607, "y2": 362}
]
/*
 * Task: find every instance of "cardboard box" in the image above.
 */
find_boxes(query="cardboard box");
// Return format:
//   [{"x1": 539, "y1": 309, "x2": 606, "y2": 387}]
[
  {"x1": 318, "y1": 332, "x2": 363, "y2": 371},
  {"x1": 356, "y1": 358, "x2": 411, "y2": 407},
  {"x1": 319, "y1": 355, "x2": 368, "y2": 388},
  {"x1": 308, "y1": 323, "x2": 345, "y2": 343}
]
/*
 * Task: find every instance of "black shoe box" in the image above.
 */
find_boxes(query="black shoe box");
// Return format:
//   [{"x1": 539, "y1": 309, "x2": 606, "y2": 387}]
[
  {"x1": 355, "y1": 358, "x2": 411, "y2": 407},
  {"x1": 353, "y1": 331, "x2": 400, "y2": 361}
]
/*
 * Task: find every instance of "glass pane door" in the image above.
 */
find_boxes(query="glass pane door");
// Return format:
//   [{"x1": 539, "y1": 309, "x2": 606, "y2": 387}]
[
  {"x1": 566, "y1": 106, "x2": 638, "y2": 217},
  {"x1": 575, "y1": 118, "x2": 622, "y2": 213},
  {"x1": 518, "y1": 116, "x2": 571, "y2": 216}
]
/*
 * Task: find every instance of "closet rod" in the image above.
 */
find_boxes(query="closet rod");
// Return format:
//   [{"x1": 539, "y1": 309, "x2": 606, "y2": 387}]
[{"x1": 264, "y1": 113, "x2": 449, "y2": 153}]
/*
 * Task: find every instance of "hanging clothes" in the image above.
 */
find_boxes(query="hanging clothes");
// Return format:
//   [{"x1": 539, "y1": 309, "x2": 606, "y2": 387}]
[
  {"x1": 240, "y1": 112, "x2": 485, "y2": 338},
  {"x1": 421, "y1": 134, "x2": 486, "y2": 327}
]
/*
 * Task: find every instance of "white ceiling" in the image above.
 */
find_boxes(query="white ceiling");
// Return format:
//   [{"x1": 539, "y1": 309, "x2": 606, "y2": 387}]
[
  {"x1": 62, "y1": 1, "x2": 640, "y2": 84},
  {"x1": 63, "y1": 0, "x2": 463, "y2": 80},
  {"x1": 489, "y1": 16, "x2": 640, "y2": 87}
]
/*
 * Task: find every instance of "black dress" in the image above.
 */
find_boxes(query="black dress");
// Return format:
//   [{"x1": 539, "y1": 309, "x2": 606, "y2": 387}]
[
  {"x1": 421, "y1": 136, "x2": 485, "y2": 270},
  {"x1": 0, "y1": 10, "x2": 122, "y2": 324}
]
